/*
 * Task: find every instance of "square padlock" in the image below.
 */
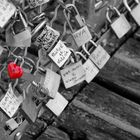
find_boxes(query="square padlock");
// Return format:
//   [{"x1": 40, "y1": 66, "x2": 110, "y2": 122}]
[{"x1": 6, "y1": 118, "x2": 19, "y2": 131}]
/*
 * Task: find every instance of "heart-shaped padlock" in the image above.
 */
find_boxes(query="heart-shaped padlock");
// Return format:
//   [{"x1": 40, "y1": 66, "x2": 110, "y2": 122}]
[{"x1": 7, "y1": 62, "x2": 23, "y2": 79}]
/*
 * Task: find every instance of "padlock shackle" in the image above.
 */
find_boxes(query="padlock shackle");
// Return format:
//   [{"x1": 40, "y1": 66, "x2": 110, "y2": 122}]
[
  {"x1": 82, "y1": 40, "x2": 97, "y2": 56},
  {"x1": 123, "y1": 0, "x2": 139, "y2": 12},
  {"x1": 66, "y1": 4, "x2": 85, "y2": 27},
  {"x1": 106, "y1": 7, "x2": 121, "y2": 24},
  {"x1": 75, "y1": 51, "x2": 87, "y2": 61},
  {"x1": 31, "y1": 19, "x2": 47, "y2": 38},
  {"x1": 63, "y1": 9, "x2": 74, "y2": 32}
]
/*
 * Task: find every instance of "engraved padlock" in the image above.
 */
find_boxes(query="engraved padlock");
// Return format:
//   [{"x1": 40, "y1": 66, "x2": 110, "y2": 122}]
[
  {"x1": 123, "y1": 0, "x2": 140, "y2": 26},
  {"x1": 32, "y1": 16, "x2": 60, "y2": 51},
  {"x1": 75, "y1": 51, "x2": 99, "y2": 83},
  {"x1": 63, "y1": 4, "x2": 92, "y2": 47},
  {"x1": 106, "y1": 6, "x2": 131, "y2": 39},
  {"x1": 60, "y1": 49, "x2": 86, "y2": 89},
  {"x1": 6, "y1": 10, "x2": 31, "y2": 47},
  {"x1": 82, "y1": 40, "x2": 110, "y2": 69}
]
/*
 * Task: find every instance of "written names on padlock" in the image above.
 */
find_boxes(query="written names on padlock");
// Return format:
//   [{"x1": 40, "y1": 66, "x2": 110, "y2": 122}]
[
  {"x1": 0, "y1": 84, "x2": 23, "y2": 118},
  {"x1": 46, "y1": 92, "x2": 68, "y2": 116},
  {"x1": 83, "y1": 59, "x2": 99, "y2": 83},
  {"x1": 28, "y1": 0, "x2": 50, "y2": 8},
  {"x1": 60, "y1": 61, "x2": 86, "y2": 89},
  {"x1": 49, "y1": 40, "x2": 71, "y2": 68},
  {"x1": 35, "y1": 25, "x2": 60, "y2": 49},
  {"x1": 40, "y1": 69, "x2": 61, "y2": 98},
  {"x1": 73, "y1": 26, "x2": 92, "y2": 47},
  {"x1": 90, "y1": 45, "x2": 110, "y2": 69},
  {"x1": 0, "y1": 0, "x2": 16, "y2": 28}
]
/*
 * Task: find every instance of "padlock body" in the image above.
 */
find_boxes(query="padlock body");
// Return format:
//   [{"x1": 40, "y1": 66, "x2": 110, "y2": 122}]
[
  {"x1": 6, "y1": 27, "x2": 31, "y2": 47},
  {"x1": 35, "y1": 25, "x2": 60, "y2": 50},
  {"x1": 131, "y1": 4, "x2": 140, "y2": 26},
  {"x1": 111, "y1": 14, "x2": 131, "y2": 38},
  {"x1": 73, "y1": 26, "x2": 92, "y2": 47},
  {"x1": 6, "y1": 118, "x2": 19, "y2": 131},
  {"x1": 89, "y1": 45, "x2": 110, "y2": 69}
]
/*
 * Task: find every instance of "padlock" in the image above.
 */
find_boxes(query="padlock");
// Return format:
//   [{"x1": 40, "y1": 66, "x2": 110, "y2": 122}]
[
  {"x1": 0, "y1": 83, "x2": 23, "y2": 118},
  {"x1": 75, "y1": 51, "x2": 99, "y2": 83},
  {"x1": 60, "y1": 49, "x2": 86, "y2": 89},
  {"x1": 39, "y1": 67, "x2": 61, "y2": 98},
  {"x1": 123, "y1": 0, "x2": 140, "y2": 26},
  {"x1": 106, "y1": 6, "x2": 131, "y2": 39},
  {"x1": 48, "y1": 40, "x2": 71, "y2": 68},
  {"x1": 82, "y1": 40, "x2": 110, "y2": 69},
  {"x1": 6, "y1": 10, "x2": 31, "y2": 47},
  {"x1": 32, "y1": 15, "x2": 60, "y2": 51},
  {"x1": 0, "y1": 0, "x2": 16, "y2": 29},
  {"x1": 63, "y1": 4, "x2": 92, "y2": 47},
  {"x1": 46, "y1": 92, "x2": 68, "y2": 116},
  {"x1": 6, "y1": 116, "x2": 22, "y2": 131},
  {"x1": 20, "y1": 82, "x2": 42, "y2": 123}
]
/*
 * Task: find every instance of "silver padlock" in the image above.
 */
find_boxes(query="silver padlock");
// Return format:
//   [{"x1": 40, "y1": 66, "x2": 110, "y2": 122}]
[
  {"x1": 63, "y1": 4, "x2": 92, "y2": 47},
  {"x1": 6, "y1": 117, "x2": 22, "y2": 131},
  {"x1": 123, "y1": 0, "x2": 140, "y2": 26},
  {"x1": 82, "y1": 40, "x2": 110, "y2": 69},
  {"x1": 75, "y1": 51, "x2": 99, "y2": 83},
  {"x1": 106, "y1": 6, "x2": 131, "y2": 39},
  {"x1": 6, "y1": 10, "x2": 31, "y2": 47}
]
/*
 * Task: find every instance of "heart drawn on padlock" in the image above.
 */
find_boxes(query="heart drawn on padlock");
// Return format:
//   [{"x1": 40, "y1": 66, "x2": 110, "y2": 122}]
[{"x1": 7, "y1": 62, "x2": 23, "y2": 79}]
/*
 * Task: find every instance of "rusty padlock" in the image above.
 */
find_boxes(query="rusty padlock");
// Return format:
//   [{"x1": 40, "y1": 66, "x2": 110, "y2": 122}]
[{"x1": 106, "y1": 6, "x2": 131, "y2": 38}]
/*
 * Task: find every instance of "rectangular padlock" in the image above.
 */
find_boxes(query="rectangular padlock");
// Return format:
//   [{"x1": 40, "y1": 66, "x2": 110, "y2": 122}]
[
  {"x1": 6, "y1": 118, "x2": 19, "y2": 131},
  {"x1": 35, "y1": 24, "x2": 60, "y2": 50},
  {"x1": 40, "y1": 68, "x2": 61, "y2": 98},
  {"x1": 76, "y1": 51, "x2": 99, "y2": 83},
  {"x1": 60, "y1": 61, "x2": 86, "y2": 89},
  {"x1": 64, "y1": 4, "x2": 92, "y2": 47},
  {"x1": 48, "y1": 40, "x2": 71, "y2": 68},
  {"x1": 46, "y1": 92, "x2": 68, "y2": 116},
  {"x1": 124, "y1": 0, "x2": 140, "y2": 26},
  {"x1": 0, "y1": 83, "x2": 23, "y2": 118},
  {"x1": 106, "y1": 7, "x2": 131, "y2": 38},
  {"x1": 81, "y1": 40, "x2": 110, "y2": 70}
]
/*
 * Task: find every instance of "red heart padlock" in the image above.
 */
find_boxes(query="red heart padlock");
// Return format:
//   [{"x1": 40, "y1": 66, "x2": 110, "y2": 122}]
[{"x1": 8, "y1": 62, "x2": 23, "y2": 79}]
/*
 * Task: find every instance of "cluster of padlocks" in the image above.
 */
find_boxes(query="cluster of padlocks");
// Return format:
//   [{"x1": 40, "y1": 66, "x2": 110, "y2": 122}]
[{"x1": 0, "y1": 0, "x2": 140, "y2": 136}]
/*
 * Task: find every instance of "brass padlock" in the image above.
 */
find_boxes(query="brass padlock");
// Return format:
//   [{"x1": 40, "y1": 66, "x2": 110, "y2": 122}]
[
  {"x1": 106, "y1": 6, "x2": 131, "y2": 39},
  {"x1": 82, "y1": 40, "x2": 110, "y2": 69},
  {"x1": 123, "y1": 0, "x2": 140, "y2": 26},
  {"x1": 63, "y1": 4, "x2": 92, "y2": 47},
  {"x1": 6, "y1": 10, "x2": 31, "y2": 47}
]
